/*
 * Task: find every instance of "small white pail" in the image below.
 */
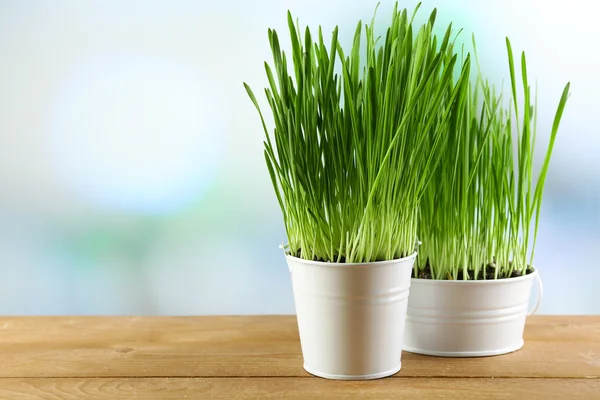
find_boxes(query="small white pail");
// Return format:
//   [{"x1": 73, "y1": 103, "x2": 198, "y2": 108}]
[
  {"x1": 403, "y1": 269, "x2": 542, "y2": 357},
  {"x1": 286, "y1": 252, "x2": 416, "y2": 379}
]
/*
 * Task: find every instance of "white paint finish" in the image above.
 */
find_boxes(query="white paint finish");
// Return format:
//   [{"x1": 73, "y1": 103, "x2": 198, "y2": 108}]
[
  {"x1": 404, "y1": 271, "x2": 538, "y2": 357},
  {"x1": 287, "y1": 253, "x2": 416, "y2": 379}
]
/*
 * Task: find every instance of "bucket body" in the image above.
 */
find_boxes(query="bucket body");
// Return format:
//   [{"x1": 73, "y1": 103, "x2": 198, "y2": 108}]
[
  {"x1": 286, "y1": 252, "x2": 416, "y2": 380},
  {"x1": 404, "y1": 269, "x2": 540, "y2": 357}
]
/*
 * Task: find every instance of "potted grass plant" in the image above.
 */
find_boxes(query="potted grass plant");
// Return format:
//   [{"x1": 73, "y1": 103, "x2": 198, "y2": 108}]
[
  {"x1": 244, "y1": 3, "x2": 470, "y2": 379},
  {"x1": 403, "y1": 37, "x2": 570, "y2": 357}
]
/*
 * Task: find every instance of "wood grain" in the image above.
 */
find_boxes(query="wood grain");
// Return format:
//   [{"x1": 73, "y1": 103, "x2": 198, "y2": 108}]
[
  {"x1": 0, "y1": 378, "x2": 598, "y2": 400},
  {"x1": 0, "y1": 316, "x2": 598, "y2": 379}
]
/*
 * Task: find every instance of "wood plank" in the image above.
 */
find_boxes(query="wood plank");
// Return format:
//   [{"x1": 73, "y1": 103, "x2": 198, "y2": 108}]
[
  {"x1": 0, "y1": 378, "x2": 598, "y2": 400},
  {"x1": 0, "y1": 316, "x2": 598, "y2": 378}
]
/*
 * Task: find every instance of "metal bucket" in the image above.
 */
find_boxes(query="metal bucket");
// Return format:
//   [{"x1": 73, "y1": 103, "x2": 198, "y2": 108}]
[
  {"x1": 403, "y1": 269, "x2": 542, "y2": 357},
  {"x1": 286, "y1": 252, "x2": 416, "y2": 379}
]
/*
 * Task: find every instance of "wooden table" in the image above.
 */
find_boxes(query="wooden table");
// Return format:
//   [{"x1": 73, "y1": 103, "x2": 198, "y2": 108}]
[{"x1": 0, "y1": 316, "x2": 598, "y2": 399}]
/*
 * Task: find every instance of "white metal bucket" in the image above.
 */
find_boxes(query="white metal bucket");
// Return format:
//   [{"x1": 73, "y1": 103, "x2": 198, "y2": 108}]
[
  {"x1": 286, "y1": 252, "x2": 416, "y2": 380},
  {"x1": 403, "y1": 269, "x2": 542, "y2": 357}
]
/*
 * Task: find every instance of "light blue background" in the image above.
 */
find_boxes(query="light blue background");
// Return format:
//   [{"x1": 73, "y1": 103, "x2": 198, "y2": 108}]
[{"x1": 0, "y1": 0, "x2": 597, "y2": 315}]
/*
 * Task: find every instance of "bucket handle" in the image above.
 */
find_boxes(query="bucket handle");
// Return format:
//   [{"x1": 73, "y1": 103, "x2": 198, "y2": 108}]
[{"x1": 527, "y1": 271, "x2": 543, "y2": 316}]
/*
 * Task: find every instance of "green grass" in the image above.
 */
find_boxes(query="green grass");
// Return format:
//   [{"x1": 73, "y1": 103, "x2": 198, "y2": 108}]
[
  {"x1": 416, "y1": 36, "x2": 570, "y2": 279},
  {"x1": 245, "y1": 3, "x2": 471, "y2": 263}
]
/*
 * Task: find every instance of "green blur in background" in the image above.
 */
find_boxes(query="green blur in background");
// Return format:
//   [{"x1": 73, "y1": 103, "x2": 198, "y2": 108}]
[{"x1": 0, "y1": 0, "x2": 597, "y2": 315}]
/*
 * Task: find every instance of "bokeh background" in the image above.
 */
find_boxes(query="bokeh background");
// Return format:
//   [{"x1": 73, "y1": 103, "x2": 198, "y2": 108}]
[{"x1": 1, "y1": 0, "x2": 598, "y2": 315}]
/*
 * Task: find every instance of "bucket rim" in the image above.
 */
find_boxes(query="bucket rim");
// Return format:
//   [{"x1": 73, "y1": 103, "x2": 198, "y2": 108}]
[{"x1": 410, "y1": 267, "x2": 538, "y2": 284}]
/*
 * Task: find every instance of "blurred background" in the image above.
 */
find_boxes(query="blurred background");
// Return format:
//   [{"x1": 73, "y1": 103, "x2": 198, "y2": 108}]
[{"x1": 0, "y1": 0, "x2": 597, "y2": 315}]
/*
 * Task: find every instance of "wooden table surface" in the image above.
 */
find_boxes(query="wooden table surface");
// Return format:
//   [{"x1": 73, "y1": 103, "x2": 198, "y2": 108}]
[{"x1": 0, "y1": 316, "x2": 598, "y2": 399}]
